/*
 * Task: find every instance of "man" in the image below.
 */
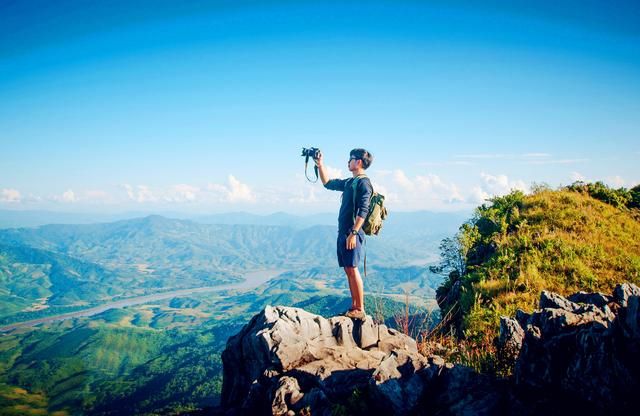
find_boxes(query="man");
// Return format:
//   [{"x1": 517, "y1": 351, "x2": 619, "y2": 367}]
[{"x1": 315, "y1": 148, "x2": 373, "y2": 319}]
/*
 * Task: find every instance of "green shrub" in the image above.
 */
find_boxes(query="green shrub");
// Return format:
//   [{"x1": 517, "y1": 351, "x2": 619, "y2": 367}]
[{"x1": 436, "y1": 184, "x2": 640, "y2": 353}]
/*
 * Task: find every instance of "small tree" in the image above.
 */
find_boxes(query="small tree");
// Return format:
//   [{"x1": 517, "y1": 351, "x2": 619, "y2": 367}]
[{"x1": 430, "y1": 231, "x2": 469, "y2": 277}]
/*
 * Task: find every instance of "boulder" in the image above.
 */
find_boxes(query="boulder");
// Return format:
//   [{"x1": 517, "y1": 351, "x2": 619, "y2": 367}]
[
  {"x1": 500, "y1": 283, "x2": 640, "y2": 413},
  {"x1": 539, "y1": 290, "x2": 582, "y2": 312},
  {"x1": 567, "y1": 291, "x2": 612, "y2": 308},
  {"x1": 221, "y1": 306, "x2": 432, "y2": 415},
  {"x1": 220, "y1": 305, "x2": 505, "y2": 415},
  {"x1": 222, "y1": 283, "x2": 640, "y2": 415},
  {"x1": 498, "y1": 316, "x2": 525, "y2": 360},
  {"x1": 613, "y1": 283, "x2": 640, "y2": 307}
]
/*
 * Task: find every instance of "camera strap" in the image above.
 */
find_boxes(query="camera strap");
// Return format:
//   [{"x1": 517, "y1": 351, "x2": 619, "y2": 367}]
[{"x1": 304, "y1": 155, "x2": 319, "y2": 183}]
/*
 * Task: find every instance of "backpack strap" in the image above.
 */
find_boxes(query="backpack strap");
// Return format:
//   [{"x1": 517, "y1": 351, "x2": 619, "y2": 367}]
[{"x1": 350, "y1": 174, "x2": 367, "y2": 223}]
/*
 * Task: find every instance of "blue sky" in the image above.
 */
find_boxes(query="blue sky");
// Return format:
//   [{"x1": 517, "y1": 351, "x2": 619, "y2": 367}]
[{"x1": 1, "y1": 0, "x2": 639, "y2": 214}]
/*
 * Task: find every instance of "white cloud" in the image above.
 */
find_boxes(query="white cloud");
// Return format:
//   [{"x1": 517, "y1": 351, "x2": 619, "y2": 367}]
[
  {"x1": 481, "y1": 173, "x2": 509, "y2": 190},
  {"x1": 386, "y1": 170, "x2": 464, "y2": 205},
  {"x1": 393, "y1": 170, "x2": 415, "y2": 191},
  {"x1": 1, "y1": 188, "x2": 21, "y2": 203},
  {"x1": 136, "y1": 185, "x2": 156, "y2": 202},
  {"x1": 123, "y1": 184, "x2": 135, "y2": 200},
  {"x1": 61, "y1": 189, "x2": 77, "y2": 203},
  {"x1": 207, "y1": 175, "x2": 255, "y2": 203},
  {"x1": 123, "y1": 184, "x2": 157, "y2": 203},
  {"x1": 165, "y1": 184, "x2": 200, "y2": 202},
  {"x1": 470, "y1": 172, "x2": 528, "y2": 203},
  {"x1": 470, "y1": 187, "x2": 491, "y2": 203},
  {"x1": 416, "y1": 174, "x2": 464, "y2": 202},
  {"x1": 228, "y1": 175, "x2": 255, "y2": 202},
  {"x1": 207, "y1": 183, "x2": 228, "y2": 197},
  {"x1": 324, "y1": 165, "x2": 343, "y2": 180}
]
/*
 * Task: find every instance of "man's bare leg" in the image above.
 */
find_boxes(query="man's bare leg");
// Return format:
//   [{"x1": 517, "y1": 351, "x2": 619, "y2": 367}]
[{"x1": 344, "y1": 266, "x2": 364, "y2": 311}]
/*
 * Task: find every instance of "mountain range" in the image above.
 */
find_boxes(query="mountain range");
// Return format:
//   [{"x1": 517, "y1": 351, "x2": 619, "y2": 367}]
[{"x1": 0, "y1": 211, "x2": 462, "y2": 324}]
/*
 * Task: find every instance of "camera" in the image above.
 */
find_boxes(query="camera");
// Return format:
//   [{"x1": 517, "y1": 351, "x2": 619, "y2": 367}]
[{"x1": 301, "y1": 147, "x2": 321, "y2": 160}]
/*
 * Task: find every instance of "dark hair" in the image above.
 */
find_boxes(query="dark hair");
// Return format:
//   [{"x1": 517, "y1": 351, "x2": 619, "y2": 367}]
[{"x1": 350, "y1": 148, "x2": 373, "y2": 170}]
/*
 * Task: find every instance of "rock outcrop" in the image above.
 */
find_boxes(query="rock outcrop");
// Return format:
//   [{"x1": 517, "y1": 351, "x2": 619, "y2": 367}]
[
  {"x1": 220, "y1": 306, "x2": 503, "y2": 415},
  {"x1": 500, "y1": 283, "x2": 640, "y2": 413},
  {"x1": 219, "y1": 283, "x2": 640, "y2": 415}
]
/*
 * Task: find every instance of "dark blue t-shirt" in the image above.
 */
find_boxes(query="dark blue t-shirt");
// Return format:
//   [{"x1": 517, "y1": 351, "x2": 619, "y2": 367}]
[{"x1": 324, "y1": 175, "x2": 373, "y2": 234}]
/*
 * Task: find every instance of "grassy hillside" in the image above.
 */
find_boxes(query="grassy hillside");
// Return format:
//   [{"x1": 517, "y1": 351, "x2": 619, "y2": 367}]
[
  {"x1": 436, "y1": 184, "x2": 640, "y2": 342},
  {"x1": 0, "y1": 276, "x2": 420, "y2": 415}
]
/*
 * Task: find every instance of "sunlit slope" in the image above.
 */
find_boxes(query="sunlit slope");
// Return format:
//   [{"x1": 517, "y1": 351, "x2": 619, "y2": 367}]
[{"x1": 438, "y1": 187, "x2": 640, "y2": 339}]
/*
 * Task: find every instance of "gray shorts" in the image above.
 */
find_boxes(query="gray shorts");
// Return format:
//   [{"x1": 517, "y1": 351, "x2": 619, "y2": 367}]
[{"x1": 336, "y1": 231, "x2": 364, "y2": 268}]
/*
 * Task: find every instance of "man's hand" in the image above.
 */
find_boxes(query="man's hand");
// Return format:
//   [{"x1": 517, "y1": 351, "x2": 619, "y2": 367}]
[
  {"x1": 346, "y1": 234, "x2": 357, "y2": 250},
  {"x1": 315, "y1": 151, "x2": 330, "y2": 185}
]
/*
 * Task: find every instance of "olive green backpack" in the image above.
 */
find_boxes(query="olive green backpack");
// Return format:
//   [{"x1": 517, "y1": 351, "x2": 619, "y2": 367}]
[{"x1": 351, "y1": 175, "x2": 388, "y2": 236}]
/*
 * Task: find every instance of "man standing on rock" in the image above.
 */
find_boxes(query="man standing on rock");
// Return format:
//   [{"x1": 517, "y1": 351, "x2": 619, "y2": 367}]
[{"x1": 315, "y1": 149, "x2": 373, "y2": 319}]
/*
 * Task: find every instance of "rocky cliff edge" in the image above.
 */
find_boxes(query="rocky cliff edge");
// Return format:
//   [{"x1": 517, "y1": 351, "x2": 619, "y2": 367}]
[{"x1": 219, "y1": 283, "x2": 640, "y2": 415}]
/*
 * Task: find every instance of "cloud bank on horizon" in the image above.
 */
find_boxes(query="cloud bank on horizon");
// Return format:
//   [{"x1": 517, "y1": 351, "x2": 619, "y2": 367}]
[{"x1": 1, "y1": 1, "x2": 639, "y2": 213}]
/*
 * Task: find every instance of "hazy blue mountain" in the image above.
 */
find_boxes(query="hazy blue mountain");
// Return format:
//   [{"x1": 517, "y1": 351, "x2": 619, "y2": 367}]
[
  {"x1": 0, "y1": 214, "x2": 454, "y2": 274},
  {"x1": 0, "y1": 214, "x2": 451, "y2": 323},
  {"x1": 0, "y1": 209, "x2": 147, "y2": 229},
  {"x1": 194, "y1": 211, "x2": 337, "y2": 227},
  {"x1": 0, "y1": 209, "x2": 470, "y2": 234},
  {"x1": 193, "y1": 210, "x2": 470, "y2": 265}
]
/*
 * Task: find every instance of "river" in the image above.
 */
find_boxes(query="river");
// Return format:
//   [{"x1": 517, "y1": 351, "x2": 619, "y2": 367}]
[{"x1": 0, "y1": 269, "x2": 284, "y2": 332}]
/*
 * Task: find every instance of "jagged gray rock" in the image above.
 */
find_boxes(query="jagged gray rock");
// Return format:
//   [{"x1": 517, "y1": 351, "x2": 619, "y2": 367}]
[
  {"x1": 219, "y1": 283, "x2": 640, "y2": 415},
  {"x1": 221, "y1": 306, "x2": 432, "y2": 415},
  {"x1": 613, "y1": 283, "x2": 640, "y2": 307},
  {"x1": 539, "y1": 290, "x2": 582, "y2": 312},
  {"x1": 501, "y1": 283, "x2": 640, "y2": 413},
  {"x1": 220, "y1": 305, "x2": 507, "y2": 415},
  {"x1": 499, "y1": 316, "x2": 525, "y2": 360},
  {"x1": 567, "y1": 291, "x2": 612, "y2": 308}
]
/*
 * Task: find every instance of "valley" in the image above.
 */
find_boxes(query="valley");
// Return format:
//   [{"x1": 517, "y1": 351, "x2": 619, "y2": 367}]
[{"x1": 0, "y1": 211, "x2": 457, "y2": 415}]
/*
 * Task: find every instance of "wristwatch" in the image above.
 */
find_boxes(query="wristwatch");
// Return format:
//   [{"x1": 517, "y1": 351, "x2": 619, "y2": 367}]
[{"x1": 350, "y1": 229, "x2": 359, "y2": 236}]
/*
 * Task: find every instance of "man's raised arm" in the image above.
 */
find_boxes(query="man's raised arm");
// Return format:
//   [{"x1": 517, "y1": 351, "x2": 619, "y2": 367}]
[{"x1": 315, "y1": 151, "x2": 330, "y2": 185}]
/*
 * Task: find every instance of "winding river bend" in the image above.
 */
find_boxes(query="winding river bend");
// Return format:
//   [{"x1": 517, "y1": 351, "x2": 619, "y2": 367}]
[{"x1": 0, "y1": 269, "x2": 284, "y2": 332}]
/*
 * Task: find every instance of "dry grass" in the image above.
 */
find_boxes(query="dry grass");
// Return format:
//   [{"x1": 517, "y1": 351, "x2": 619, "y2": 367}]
[
  {"x1": 463, "y1": 189, "x2": 640, "y2": 341},
  {"x1": 433, "y1": 187, "x2": 640, "y2": 373}
]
